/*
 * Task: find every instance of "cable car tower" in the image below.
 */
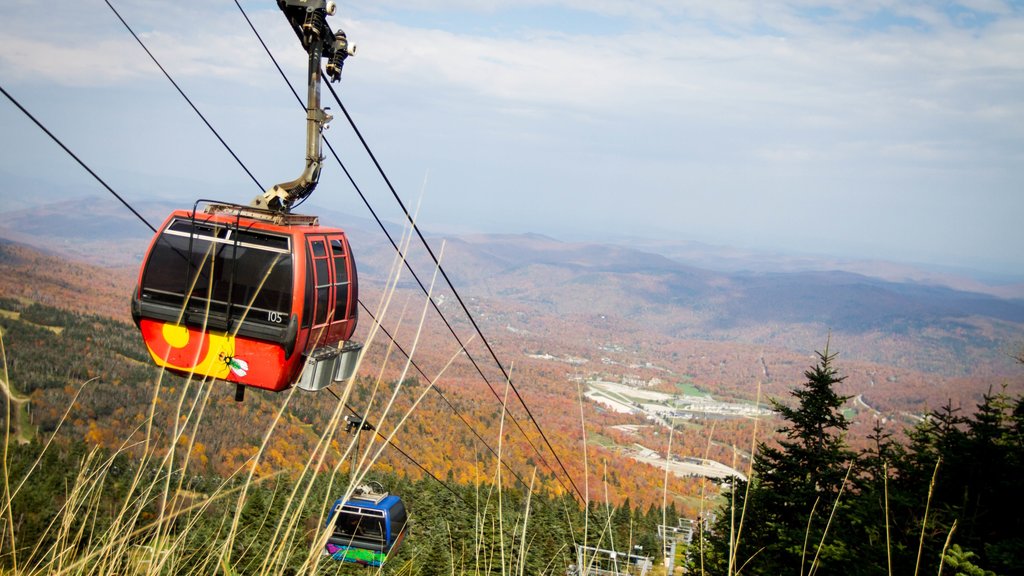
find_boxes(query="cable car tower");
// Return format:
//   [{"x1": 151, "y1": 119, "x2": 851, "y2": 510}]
[{"x1": 132, "y1": 0, "x2": 361, "y2": 400}]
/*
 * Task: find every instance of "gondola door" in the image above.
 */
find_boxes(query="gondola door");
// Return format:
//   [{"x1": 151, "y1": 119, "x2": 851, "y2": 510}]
[
  {"x1": 295, "y1": 232, "x2": 360, "y2": 391},
  {"x1": 306, "y1": 235, "x2": 336, "y2": 352},
  {"x1": 304, "y1": 233, "x2": 357, "y2": 351},
  {"x1": 326, "y1": 234, "x2": 356, "y2": 344}
]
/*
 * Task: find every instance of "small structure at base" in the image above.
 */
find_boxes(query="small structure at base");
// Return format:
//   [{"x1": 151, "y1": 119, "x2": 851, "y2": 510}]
[
  {"x1": 574, "y1": 545, "x2": 652, "y2": 576},
  {"x1": 658, "y1": 519, "x2": 695, "y2": 574}
]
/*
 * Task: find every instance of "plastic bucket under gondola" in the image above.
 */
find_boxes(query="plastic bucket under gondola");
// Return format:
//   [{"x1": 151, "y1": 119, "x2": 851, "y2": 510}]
[{"x1": 296, "y1": 340, "x2": 363, "y2": 391}]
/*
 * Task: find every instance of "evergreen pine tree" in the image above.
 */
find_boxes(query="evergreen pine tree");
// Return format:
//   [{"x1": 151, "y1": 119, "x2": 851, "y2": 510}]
[
  {"x1": 697, "y1": 346, "x2": 857, "y2": 574},
  {"x1": 901, "y1": 391, "x2": 1024, "y2": 575}
]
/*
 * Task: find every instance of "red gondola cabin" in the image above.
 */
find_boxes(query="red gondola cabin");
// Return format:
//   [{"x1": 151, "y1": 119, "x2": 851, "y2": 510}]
[{"x1": 131, "y1": 202, "x2": 360, "y2": 393}]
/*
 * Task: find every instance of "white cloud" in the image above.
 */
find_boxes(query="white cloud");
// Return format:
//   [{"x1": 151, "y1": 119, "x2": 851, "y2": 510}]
[
  {"x1": 340, "y1": 3, "x2": 1023, "y2": 133},
  {"x1": 4, "y1": 1, "x2": 1021, "y2": 121},
  {"x1": 0, "y1": 33, "x2": 146, "y2": 86},
  {"x1": 1, "y1": 0, "x2": 1022, "y2": 272},
  {"x1": 0, "y1": 2, "x2": 301, "y2": 87}
]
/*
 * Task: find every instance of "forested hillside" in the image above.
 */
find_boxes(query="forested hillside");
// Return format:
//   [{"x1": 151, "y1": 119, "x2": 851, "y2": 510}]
[
  {"x1": 0, "y1": 295, "x2": 697, "y2": 575},
  {"x1": 0, "y1": 237, "x2": 1021, "y2": 574},
  {"x1": 2, "y1": 298, "x2": 1019, "y2": 574},
  {"x1": 1, "y1": 237, "x2": 1020, "y2": 505}
]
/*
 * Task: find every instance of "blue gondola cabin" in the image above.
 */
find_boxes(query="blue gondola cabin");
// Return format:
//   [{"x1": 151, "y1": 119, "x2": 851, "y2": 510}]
[{"x1": 324, "y1": 492, "x2": 407, "y2": 566}]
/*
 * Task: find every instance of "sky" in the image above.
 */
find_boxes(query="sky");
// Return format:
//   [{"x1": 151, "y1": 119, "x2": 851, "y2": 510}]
[{"x1": 1, "y1": 0, "x2": 1022, "y2": 278}]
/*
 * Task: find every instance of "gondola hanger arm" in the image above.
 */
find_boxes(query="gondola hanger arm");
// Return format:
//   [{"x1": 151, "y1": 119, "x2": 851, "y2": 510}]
[{"x1": 251, "y1": 0, "x2": 355, "y2": 213}]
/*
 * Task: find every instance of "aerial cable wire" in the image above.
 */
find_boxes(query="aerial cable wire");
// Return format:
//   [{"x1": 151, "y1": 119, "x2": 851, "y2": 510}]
[
  {"x1": 102, "y1": 0, "x2": 265, "y2": 195},
  {"x1": 96, "y1": 0, "x2": 534, "y2": 508},
  {"x1": 356, "y1": 306, "x2": 533, "y2": 491},
  {"x1": 99, "y1": 0, "x2": 508, "y2": 483},
  {"x1": 232, "y1": 0, "x2": 559, "y2": 497},
  {"x1": 231, "y1": 0, "x2": 582, "y2": 502},
  {"x1": 233, "y1": 0, "x2": 531, "y2": 492},
  {"x1": 0, "y1": 84, "x2": 156, "y2": 234},
  {"x1": 235, "y1": 0, "x2": 581, "y2": 500},
  {"x1": 324, "y1": 75, "x2": 586, "y2": 503},
  {"x1": 329, "y1": 148, "x2": 573, "y2": 499},
  {"x1": 325, "y1": 387, "x2": 472, "y2": 507},
  {"x1": 327, "y1": 390, "x2": 548, "y2": 551}
]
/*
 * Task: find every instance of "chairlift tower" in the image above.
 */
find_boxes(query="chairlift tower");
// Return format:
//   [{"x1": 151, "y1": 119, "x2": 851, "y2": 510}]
[
  {"x1": 658, "y1": 519, "x2": 694, "y2": 574},
  {"x1": 575, "y1": 545, "x2": 652, "y2": 576}
]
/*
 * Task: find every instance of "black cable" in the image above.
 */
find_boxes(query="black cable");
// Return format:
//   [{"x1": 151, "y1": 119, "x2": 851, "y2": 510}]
[
  {"x1": 103, "y1": 0, "x2": 265, "y2": 195},
  {"x1": 357, "y1": 302, "x2": 532, "y2": 491},
  {"x1": 234, "y1": 0, "x2": 539, "y2": 494},
  {"x1": 99, "y1": 0, "x2": 535, "y2": 507},
  {"x1": 320, "y1": 135, "x2": 576, "y2": 497},
  {"x1": 237, "y1": 0, "x2": 580, "y2": 500},
  {"x1": 99, "y1": 0, "x2": 526, "y2": 499},
  {"x1": 325, "y1": 390, "x2": 541, "y2": 552},
  {"x1": 326, "y1": 84, "x2": 585, "y2": 502},
  {"x1": 0, "y1": 84, "x2": 156, "y2": 234},
  {"x1": 325, "y1": 387, "x2": 471, "y2": 507},
  {"x1": 325, "y1": 126, "x2": 578, "y2": 499}
]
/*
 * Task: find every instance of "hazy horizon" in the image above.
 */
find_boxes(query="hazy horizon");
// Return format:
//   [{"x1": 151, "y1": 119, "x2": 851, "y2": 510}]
[{"x1": 3, "y1": 190, "x2": 1023, "y2": 292}]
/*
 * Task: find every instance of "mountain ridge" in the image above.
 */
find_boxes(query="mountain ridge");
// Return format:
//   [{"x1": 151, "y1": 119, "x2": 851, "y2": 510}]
[{"x1": 1, "y1": 196, "x2": 1022, "y2": 380}]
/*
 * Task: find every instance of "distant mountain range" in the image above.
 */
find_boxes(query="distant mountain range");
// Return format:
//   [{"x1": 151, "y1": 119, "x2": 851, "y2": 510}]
[
  {"x1": 427, "y1": 233, "x2": 1023, "y2": 374},
  {"x1": 2, "y1": 196, "x2": 1022, "y2": 379},
  {"x1": 616, "y1": 237, "x2": 1024, "y2": 300}
]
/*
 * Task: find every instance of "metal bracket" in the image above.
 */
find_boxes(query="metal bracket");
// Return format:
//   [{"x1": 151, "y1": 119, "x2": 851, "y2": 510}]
[{"x1": 251, "y1": 0, "x2": 355, "y2": 213}]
